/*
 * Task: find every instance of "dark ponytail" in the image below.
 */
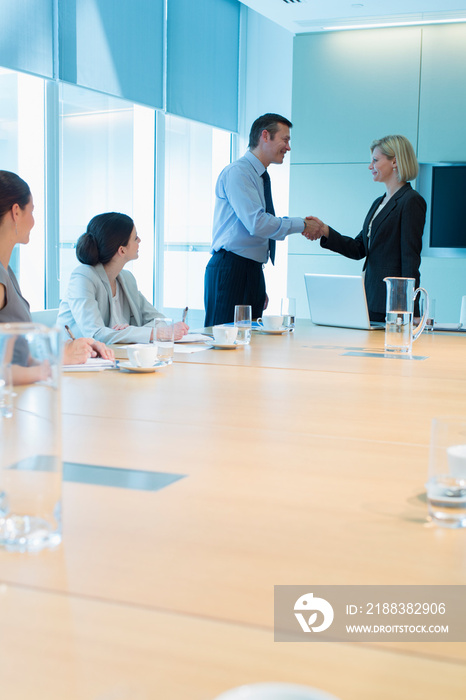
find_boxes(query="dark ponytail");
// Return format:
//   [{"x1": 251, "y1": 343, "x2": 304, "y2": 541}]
[
  {"x1": 76, "y1": 212, "x2": 134, "y2": 266},
  {"x1": 0, "y1": 170, "x2": 31, "y2": 221}
]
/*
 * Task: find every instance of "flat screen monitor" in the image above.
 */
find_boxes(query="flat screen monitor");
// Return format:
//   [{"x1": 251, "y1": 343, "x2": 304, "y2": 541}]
[{"x1": 418, "y1": 163, "x2": 466, "y2": 258}]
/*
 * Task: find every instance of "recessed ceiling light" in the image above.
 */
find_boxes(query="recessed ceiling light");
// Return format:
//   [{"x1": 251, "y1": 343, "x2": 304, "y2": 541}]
[{"x1": 323, "y1": 17, "x2": 466, "y2": 31}]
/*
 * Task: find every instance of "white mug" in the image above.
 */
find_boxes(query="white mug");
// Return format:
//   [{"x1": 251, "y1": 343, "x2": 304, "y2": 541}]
[
  {"x1": 257, "y1": 315, "x2": 284, "y2": 330},
  {"x1": 213, "y1": 325, "x2": 238, "y2": 344},
  {"x1": 126, "y1": 344, "x2": 158, "y2": 368}
]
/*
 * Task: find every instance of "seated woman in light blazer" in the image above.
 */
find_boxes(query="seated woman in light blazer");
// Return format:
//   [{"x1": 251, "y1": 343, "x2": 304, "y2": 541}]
[
  {"x1": 58, "y1": 212, "x2": 189, "y2": 344},
  {"x1": 303, "y1": 134, "x2": 427, "y2": 321}
]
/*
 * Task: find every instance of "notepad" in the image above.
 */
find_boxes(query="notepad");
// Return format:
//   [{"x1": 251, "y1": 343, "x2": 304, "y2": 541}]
[{"x1": 62, "y1": 358, "x2": 116, "y2": 372}]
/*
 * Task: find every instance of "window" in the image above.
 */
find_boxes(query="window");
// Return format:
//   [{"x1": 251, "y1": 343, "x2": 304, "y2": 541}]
[
  {"x1": 58, "y1": 84, "x2": 156, "y2": 304},
  {"x1": 0, "y1": 68, "x2": 46, "y2": 311},
  {"x1": 0, "y1": 69, "x2": 233, "y2": 324},
  {"x1": 163, "y1": 115, "x2": 231, "y2": 323}
]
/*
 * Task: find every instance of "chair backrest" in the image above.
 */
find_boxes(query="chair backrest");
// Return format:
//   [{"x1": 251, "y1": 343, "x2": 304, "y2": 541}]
[{"x1": 30, "y1": 308, "x2": 59, "y2": 327}]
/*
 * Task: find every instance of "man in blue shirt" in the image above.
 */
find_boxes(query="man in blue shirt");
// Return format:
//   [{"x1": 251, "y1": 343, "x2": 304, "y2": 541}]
[{"x1": 204, "y1": 113, "x2": 312, "y2": 326}]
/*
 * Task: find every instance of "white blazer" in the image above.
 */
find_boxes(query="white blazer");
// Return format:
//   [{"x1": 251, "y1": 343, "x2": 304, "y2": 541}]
[{"x1": 57, "y1": 263, "x2": 164, "y2": 344}]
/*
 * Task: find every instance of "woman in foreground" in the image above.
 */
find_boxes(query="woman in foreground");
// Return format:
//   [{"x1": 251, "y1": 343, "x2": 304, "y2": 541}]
[{"x1": 0, "y1": 170, "x2": 114, "y2": 383}]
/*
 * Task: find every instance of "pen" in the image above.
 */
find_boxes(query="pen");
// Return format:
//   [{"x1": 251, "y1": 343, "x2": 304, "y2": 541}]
[
  {"x1": 64, "y1": 324, "x2": 76, "y2": 341},
  {"x1": 182, "y1": 306, "x2": 188, "y2": 323}
]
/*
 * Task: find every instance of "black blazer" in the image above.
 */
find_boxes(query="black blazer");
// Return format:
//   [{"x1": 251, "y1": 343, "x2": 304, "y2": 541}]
[{"x1": 320, "y1": 183, "x2": 426, "y2": 318}]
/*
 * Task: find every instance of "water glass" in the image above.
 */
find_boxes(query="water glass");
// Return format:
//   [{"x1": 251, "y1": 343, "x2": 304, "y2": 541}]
[
  {"x1": 281, "y1": 297, "x2": 296, "y2": 328},
  {"x1": 152, "y1": 318, "x2": 174, "y2": 364},
  {"x1": 460, "y1": 295, "x2": 466, "y2": 328},
  {"x1": 234, "y1": 305, "x2": 252, "y2": 345},
  {"x1": 426, "y1": 416, "x2": 466, "y2": 528},
  {"x1": 0, "y1": 323, "x2": 62, "y2": 552}
]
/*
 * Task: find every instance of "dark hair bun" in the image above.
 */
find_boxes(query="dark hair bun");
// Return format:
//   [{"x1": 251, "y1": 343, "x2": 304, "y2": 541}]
[
  {"x1": 75, "y1": 212, "x2": 134, "y2": 266},
  {"x1": 76, "y1": 231, "x2": 99, "y2": 265}
]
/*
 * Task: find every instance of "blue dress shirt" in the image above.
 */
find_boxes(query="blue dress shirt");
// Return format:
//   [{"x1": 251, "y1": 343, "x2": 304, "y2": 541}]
[{"x1": 210, "y1": 151, "x2": 305, "y2": 263}]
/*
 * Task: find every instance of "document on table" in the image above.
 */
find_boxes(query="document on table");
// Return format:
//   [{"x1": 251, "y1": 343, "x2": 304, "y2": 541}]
[
  {"x1": 174, "y1": 333, "x2": 212, "y2": 353},
  {"x1": 175, "y1": 333, "x2": 212, "y2": 343},
  {"x1": 111, "y1": 335, "x2": 212, "y2": 360},
  {"x1": 63, "y1": 358, "x2": 116, "y2": 372}
]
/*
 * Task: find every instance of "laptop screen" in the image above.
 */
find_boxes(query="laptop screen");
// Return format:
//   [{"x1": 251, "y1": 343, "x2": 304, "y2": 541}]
[{"x1": 304, "y1": 274, "x2": 383, "y2": 330}]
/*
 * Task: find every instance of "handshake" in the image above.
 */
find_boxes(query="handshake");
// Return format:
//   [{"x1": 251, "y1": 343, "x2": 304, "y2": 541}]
[{"x1": 302, "y1": 216, "x2": 329, "y2": 241}]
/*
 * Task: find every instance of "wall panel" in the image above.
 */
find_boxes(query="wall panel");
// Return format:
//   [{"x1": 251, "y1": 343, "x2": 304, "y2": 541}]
[
  {"x1": 418, "y1": 24, "x2": 466, "y2": 162},
  {"x1": 292, "y1": 28, "x2": 421, "y2": 164}
]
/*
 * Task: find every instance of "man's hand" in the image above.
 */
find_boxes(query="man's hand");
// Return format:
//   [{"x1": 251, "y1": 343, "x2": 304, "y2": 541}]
[{"x1": 302, "y1": 216, "x2": 329, "y2": 241}]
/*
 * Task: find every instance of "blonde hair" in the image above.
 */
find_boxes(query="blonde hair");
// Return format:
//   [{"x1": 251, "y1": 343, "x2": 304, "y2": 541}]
[{"x1": 370, "y1": 135, "x2": 419, "y2": 182}]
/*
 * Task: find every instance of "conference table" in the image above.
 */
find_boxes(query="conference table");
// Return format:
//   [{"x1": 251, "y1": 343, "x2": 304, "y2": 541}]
[{"x1": 0, "y1": 322, "x2": 465, "y2": 699}]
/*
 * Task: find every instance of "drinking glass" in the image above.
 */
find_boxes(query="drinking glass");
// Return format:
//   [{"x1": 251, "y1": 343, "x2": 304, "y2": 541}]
[
  {"x1": 460, "y1": 295, "x2": 466, "y2": 328},
  {"x1": 234, "y1": 305, "x2": 252, "y2": 345},
  {"x1": 281, "y1": 297, "x2": 296, "y2": 329},
  {"x1": 426, "y1": 416, "x2": 466, "y2": 528},
  {"x1": 152, "y1": 318, "x2": 174, "y2": 364},
  {"x1": 0, "y1": 323, "x2": 62, "y2": 552}
]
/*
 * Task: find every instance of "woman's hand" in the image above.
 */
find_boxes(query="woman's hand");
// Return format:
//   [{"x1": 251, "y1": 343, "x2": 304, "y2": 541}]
[
  {"x1": 112, "y1": 323, "x2": 129, "y2": 330},
  {"x1": 174, "y1": 321, "x2": 189, "y2": 340},
  {"x1": 89, "y1": 340, "x2": 115, "y2": 361},
  {"x1": 303, "y1": 216, "x2": 329, "y2": 240},
  {"x1": 63, "y1": 338, "x2": 114, "y2": 365},
  {"x1": 11, "y1": 362, "x2": 52, "y2": 385}
]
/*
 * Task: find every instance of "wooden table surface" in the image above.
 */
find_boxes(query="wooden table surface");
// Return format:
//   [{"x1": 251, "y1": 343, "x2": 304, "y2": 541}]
[{"x1": 1, "y1": 323, "x2": 465, "y2": 699}]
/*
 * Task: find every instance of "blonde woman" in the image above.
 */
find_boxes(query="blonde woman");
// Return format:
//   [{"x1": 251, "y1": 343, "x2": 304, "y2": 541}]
[{"x1": 304, "y1": 135, "x2": 426, "y2": 321}]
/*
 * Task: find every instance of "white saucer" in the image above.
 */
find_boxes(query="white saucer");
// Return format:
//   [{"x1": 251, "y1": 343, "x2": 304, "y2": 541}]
[
  {"x1": 207, "y1": 341, "x2": 239, "y2": 349},
  {"x1": 254, "y1": 326, "x2": 290, "y2": 335},
  {"x1": 118, "y1": 361, "x2": 166, "y2": 373}
]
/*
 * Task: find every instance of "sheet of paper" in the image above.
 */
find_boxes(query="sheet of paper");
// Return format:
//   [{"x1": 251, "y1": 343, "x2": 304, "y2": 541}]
[{"x1": 174, "y1": 344, "x2": 211, "y2": 354}]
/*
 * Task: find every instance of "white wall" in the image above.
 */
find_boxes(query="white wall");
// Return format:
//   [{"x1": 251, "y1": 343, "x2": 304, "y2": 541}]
[{"x1": 289, "y1": 24, "x2": 466, "y2": 322}]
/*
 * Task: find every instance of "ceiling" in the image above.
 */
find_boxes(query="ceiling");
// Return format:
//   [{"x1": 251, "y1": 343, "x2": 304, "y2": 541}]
[{"x1": 239, "y1": 0, "x2": 466, "y2": 34}]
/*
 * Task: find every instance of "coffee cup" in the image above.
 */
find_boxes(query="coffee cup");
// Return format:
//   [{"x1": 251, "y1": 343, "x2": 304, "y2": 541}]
[
  {"x1": 126, "y1": 344, "x2": 158, "y2": 368},
  {"x1": 257, "y1": 315, "x2": 284, "y2": 330},
  {"x1": 213, "y1": 325, "x2": 238, "y2": 344}
]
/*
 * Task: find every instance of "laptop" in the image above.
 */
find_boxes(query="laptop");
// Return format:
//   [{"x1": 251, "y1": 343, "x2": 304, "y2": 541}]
[{"x1": 304, "y1": 273, "x2": 385, "y2": 330}]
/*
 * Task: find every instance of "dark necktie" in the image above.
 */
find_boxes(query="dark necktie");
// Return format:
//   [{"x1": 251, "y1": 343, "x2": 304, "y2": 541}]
[{"x1": 261, "y1": 170, "x2": 276, "y2": 265}]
